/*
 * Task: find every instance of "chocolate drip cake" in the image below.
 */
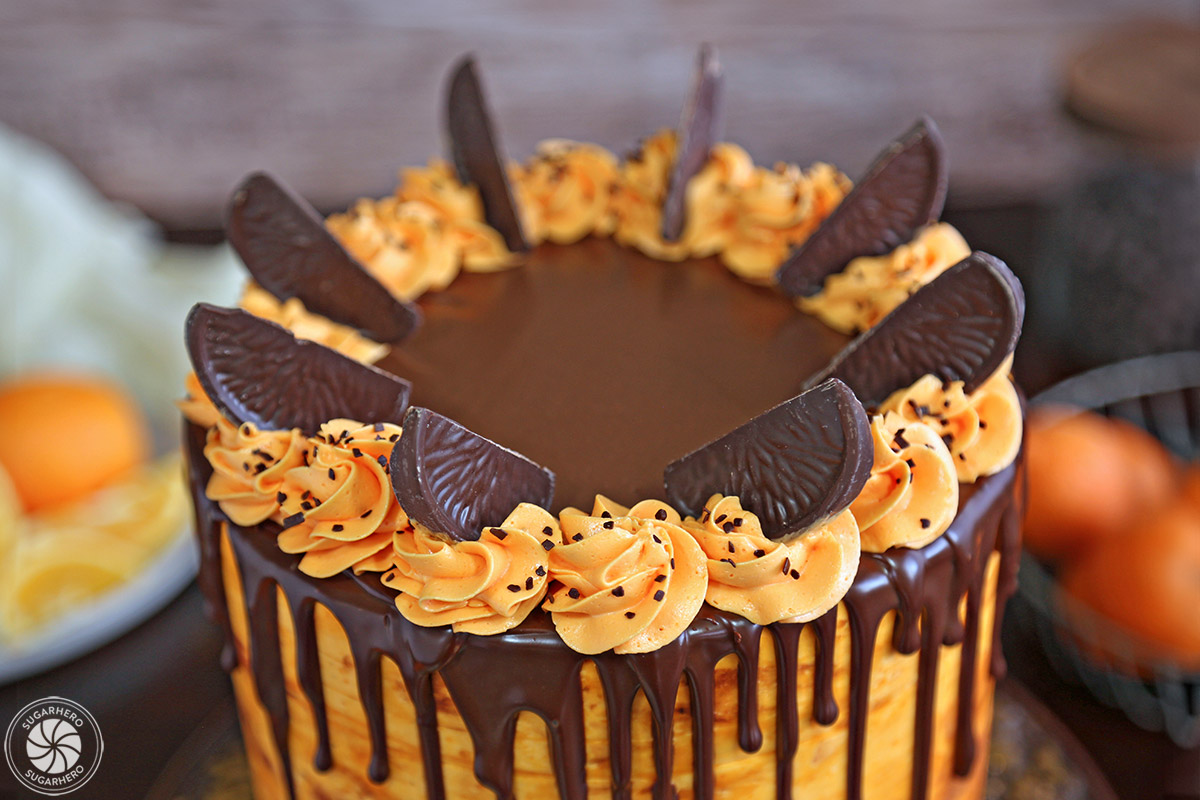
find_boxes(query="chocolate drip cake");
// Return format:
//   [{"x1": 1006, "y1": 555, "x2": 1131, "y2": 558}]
[{"x1": 180, "y1": 48, "x2": 1025, "y2": 800}]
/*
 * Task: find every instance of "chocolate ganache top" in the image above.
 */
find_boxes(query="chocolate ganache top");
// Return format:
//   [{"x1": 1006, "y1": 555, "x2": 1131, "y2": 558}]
[{"x1": 382, "y1": 238, "x2": 848, "y2": 510}]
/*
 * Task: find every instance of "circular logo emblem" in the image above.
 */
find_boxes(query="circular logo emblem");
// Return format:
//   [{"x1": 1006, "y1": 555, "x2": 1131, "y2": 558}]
[{"x1": 5, "y1": 697, "x2": 102, "y2": 796}]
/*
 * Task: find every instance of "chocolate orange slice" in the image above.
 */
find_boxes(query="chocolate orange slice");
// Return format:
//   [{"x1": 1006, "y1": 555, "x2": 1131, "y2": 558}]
[
  {"x1": 390, "y1": 407, "x2": 555, "y2": 542},
  {"x1": 185, "y1": 303, "x2": 412, "y2": 435},
  {"x1": 806, "y1": 251, "x2": 1024, "y2": 405},
  {"x1": 664, "y1": 378, "x2": 872, "y2": 540},
  {"x1": 661, "y1": 44, "x2": 725, "y2": 242},
  {"x1": 445, "y1": 56, "x2": 528, "y2": 253},
  {"x1": 225, "y1": 172, "x2": 421, "y2": 343},
  {"x1": 776, "y1": 116, "x2": 948, "y2": 297}
]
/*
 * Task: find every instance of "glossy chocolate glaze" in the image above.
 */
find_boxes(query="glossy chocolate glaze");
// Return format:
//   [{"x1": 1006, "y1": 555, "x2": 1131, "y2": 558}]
[
  {"x1": 381, "y1": 239, "x2": 847, "y2": 511},
  {"x1": 187, "y1": 428, "x2": 1019, "y2": 800}
]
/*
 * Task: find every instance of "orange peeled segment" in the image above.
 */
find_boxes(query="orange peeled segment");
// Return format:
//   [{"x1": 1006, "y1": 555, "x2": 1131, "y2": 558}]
[{"x1": 0, "y1": 373, "x2": 150, "y2": 513}]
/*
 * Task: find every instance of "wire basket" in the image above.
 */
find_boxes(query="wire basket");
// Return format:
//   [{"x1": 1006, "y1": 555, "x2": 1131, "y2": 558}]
[{"x1": 1015, "y1": 351, "x2": 1200, "y2": 747}]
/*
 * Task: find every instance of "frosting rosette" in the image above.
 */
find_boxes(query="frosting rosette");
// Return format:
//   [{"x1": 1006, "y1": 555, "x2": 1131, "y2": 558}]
[
  {"x1": 202, "y1": 419, "x2": 307, "y2": 527},
  {"x1": 238, "y1": 284, "x2": 388, "y2": 364},
  {"x1": 720, "y1": 160, "x2": 850, "y2": 283},
  {"x1": 382, "y1": 503, "x2": 554, "y2": 635},
  {"x1": 682, "y1": 495, "x2": 860, "y2": 624},
  {"x1": 543, "y1": 496, "x2": 707, "y2": 654},
  {"x1": 510, "y1": 140, "x2": 619, "y2": 244},
  {"x1": 275, "y1": 419, "x2": 409, "y2": 578},
  {"x1": 798, "y1": 223, "x2": 971, "y2": 334},
  {"x1": 610, "y1": 131, "x2": 691, "y2": 261},
  {"x1": 880, "y1": 359, "x2": 1022, "y2": 483},
  {"x1": 326, "y1": 161, "x2": 515, "y2": 302},
  {"x1": 850, "y1": 413, "x2": 959, "y2": 553}
]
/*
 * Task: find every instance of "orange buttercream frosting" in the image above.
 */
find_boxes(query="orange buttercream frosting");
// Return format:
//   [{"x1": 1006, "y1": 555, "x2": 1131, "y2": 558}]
[
  {"x1": 880, "y1": 359, "x2": 1022, "y2": 483},
  {"x1": 511, "y1": 140, "x2": 619, "y2": 244},
  {"x1": 202, "y1": 419, "x2": 306, "y2": 528},
  {"x1": 542, "y1": 496, "x2": 707, "y2": 654},
  {"x1": 798, "y1": 223, "x2": 971, "y2": 334},
  {"x1": 851, "y1": 413, "x2": 959, "y2": 553},
  {"x1": 179, "y1": 371, "x2": 222, "y2": 430},
  {"x1": 608, "y1": 131, "x2": 851, "y2": 276},
  {"x1": 325, "y1": 161, "x2": 516, "y2": 303},
  {"x1": 382, "y1": 503, "x2": 553, "y2": 635},
  {"x1": 682, "y1": 495, "x2": 860, "y2": 624},
  {"x1": 238, "y1": 284, "x2": 388, "y2": 365},
  {"x1": 275, "y1": 420, "x2": 410, "y2": 578}
]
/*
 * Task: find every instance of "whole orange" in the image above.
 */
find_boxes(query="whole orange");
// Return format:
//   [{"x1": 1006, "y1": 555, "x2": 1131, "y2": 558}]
[
  {"x1": 1023, "y1": 406, "x2": 1143, "y2": 560},
  {"x1": 0, "y1": 373, "x2": 150, "y2": 512},
  {"x1": 1062, "y1": 500, "x2": 1200, "y2": 670}
]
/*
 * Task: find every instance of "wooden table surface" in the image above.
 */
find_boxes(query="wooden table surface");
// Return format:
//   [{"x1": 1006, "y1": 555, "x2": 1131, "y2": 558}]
[{"x1": 2, "y1": 0, "x2": 1197, "y2": 229}]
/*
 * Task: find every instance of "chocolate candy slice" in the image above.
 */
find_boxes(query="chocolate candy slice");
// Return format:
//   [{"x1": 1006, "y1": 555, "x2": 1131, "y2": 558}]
[
  {"x1": 661, "y1": 44, "x2": 725, "y2": 242},
  {"x1": 390, "y1": 407, "x2": 555, "y2": 542},
  {"x1": 445, "y1": 55, "x2": 528, "y2": 253},
  {"x1": 806, "y1": 251, "x2": 1024, "y2": 405},
  {"x1": 225, "y1": 171, "x2": 421, "y2": 343},
  {"x1": 776, "y1": 116, "x2": 948, "y2": 298},
  {"x1": 185, "y1": 303, "x2": 412, "y2": 435},
  {"x1": 664, "y1": 378, "x2": 872, "y2": 541}
]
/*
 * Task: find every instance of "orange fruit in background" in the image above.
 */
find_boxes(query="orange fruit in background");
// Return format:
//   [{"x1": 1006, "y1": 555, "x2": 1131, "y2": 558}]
[
  {"x1": 1061, "y1": 500, "x2": 1200, "y2": 670},
  {"x1": 0, "y1": 373, "x2": 150, "y2": 513},
  {"x1": 1025, "y1": 407, "x2": 1146, "y2": 559}
]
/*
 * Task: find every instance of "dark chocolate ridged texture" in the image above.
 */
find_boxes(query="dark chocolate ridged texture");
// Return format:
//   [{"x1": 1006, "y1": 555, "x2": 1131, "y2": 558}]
[
  {"x1": 664, "y1": 378, "x2": 873, "y2": 540},
  {"x1": 225, "y1": 171, "x2": 421, "y2": 343},
  {"x1": 390, "y1": 406, "x2": 555, "y2": 541},
  {"x1": 776, "y1": 116, "x2": 948, "y2": 298},
  {"x1": 661, "y1": 44, "x2": 725, "y2": 242},
  {"x1": 185, "y1": 303, "x2": 412, "y2": 435},
  {"x1": 807, "y1": 251, "x2": 1025, "y2": 406},
  {"x1": 445, "y1": 56, "x2": 529, "y2": 253}
]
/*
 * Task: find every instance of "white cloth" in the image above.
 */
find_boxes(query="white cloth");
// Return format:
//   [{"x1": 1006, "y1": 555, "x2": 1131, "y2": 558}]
[{"x1": 0, "y1": 125, "x2": 242, "y2": 444}]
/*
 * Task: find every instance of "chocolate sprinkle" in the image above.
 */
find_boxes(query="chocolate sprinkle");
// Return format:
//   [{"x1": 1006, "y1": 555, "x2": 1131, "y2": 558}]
[
  {"x1": 489, "y1": 527, "x2": 508, "y2": 540},
  {"x1": 568, "y1": 588, "x2": 581, "y2": 599},
  {"x1": 612, "y1": 586, "x2": 625, "y2": 597},
  {"x1": 282, "y1": 512, "x2": 305, "y2": 528},
  {"x1": 776, "y1": 116, "x2": 948, "y2": 298},
  {"x1": 332, "y1": 524, "x2": 344, "y2": 532},
  {"x1": 541, "y1": 540, "x2": 555, "y2": 552},
  {"x1": 653, "y1": 590, "x2": 665, "y2": 601},
  {"x1": 654, "y1": 508, "x2": 668, "y2": 521},
  {"x1": 920, "y1": 518, "x2": 931, "y2": 529},
  {"x1": 224, "y1": 172, "x2": 421, "y2": 343}
]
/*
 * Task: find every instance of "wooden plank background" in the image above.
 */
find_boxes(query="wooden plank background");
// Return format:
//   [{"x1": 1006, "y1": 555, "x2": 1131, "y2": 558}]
[{"x1": 1, "y1": 0, "x2": 1194, "y2": 229}]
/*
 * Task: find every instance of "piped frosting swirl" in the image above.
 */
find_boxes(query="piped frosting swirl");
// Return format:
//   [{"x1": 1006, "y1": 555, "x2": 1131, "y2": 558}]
[
  {"x1": 382, "y1": 503, "x2": 553, "y2": 635},
  {"x1": 683, "y1": 495, "x2": 860, "y2": 624},
  {"x1": 850, "y1": 413, "x2": 959, "y2": 552},
  {"x1": 879, "y1": 359, "x2": 1022, "y2": 483},
  {"x1": 798, "y1": 222, "x2": 971, "y2": 334},
  {"x1": 543, "y1": 496, "x2": 708, "y2": 654}
]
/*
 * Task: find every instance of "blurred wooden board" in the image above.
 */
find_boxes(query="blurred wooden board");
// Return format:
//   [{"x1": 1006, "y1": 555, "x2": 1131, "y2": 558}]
[{"x1": 0, "y1": 1, "x2": 1195, "y2": 228}]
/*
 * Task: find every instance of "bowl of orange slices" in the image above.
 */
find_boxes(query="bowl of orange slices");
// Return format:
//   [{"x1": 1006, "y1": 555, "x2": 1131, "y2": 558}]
[
  {"x1": 0, "y1": 372, "x2": 194, "y2": 683},
  {"x1": 1016, "y1": 351, "x2": 1200, "y2": 746}
]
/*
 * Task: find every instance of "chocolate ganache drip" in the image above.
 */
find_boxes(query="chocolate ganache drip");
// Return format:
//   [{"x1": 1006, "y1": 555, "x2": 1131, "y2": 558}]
[{"x1": 185, "y1": 423, "x2": 1020, "y2": 800}]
